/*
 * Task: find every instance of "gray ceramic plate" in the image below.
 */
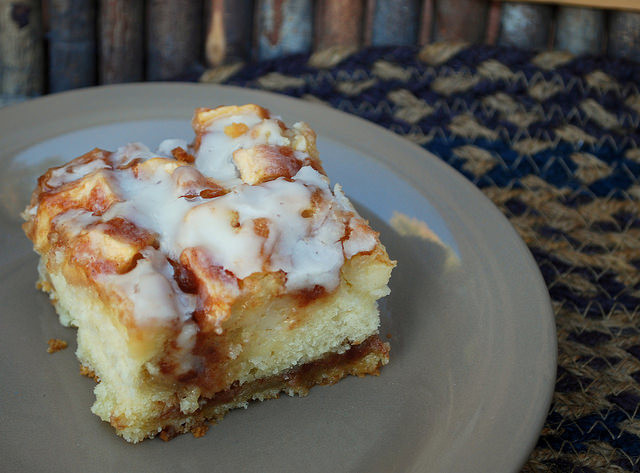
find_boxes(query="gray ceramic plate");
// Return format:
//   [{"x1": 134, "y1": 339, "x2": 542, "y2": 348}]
[{"x1": 0, "y1": 84, "x2": 556, "y2": 473}]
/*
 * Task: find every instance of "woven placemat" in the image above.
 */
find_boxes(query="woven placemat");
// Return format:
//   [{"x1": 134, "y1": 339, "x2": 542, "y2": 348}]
[{"x1": 202, "y1": 44, "x2": 640, "y2": 472}]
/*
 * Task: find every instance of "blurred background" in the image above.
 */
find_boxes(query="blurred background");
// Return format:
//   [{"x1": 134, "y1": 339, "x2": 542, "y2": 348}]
[{"x1": 0, "y1": 0, "x2": 639, "y2": 105}]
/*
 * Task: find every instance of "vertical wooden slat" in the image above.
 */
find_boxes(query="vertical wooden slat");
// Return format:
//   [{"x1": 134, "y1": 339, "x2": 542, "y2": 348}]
[
  {"x1": 485, "y1": 1, "x2": 502, "y2": 45},
  {"x1": 418, "y1": 0, "x2": 434, "y2": 45},
  {"x1": 555, "y1": 7, "x2": 604, "y2": 55},
  {"x1": 498, "y1": 2, "x2": 553, "y2": 50},
  {"x1": 314, "y1": 0, "x2": 364, "y2": 51},
  {"x1": 204, "y1": 0, "x2": 253, "y2": 67},
  {"x1": 364, "y1": 0, "x2": 375, "y2": 45},
  {"x1": 99, "y1": 0, "x2": 144, "y2": 84},
  {"x1": 255, "y1": 0, "x2": 313, "y2": 60},
  {"x1": 0, "y1": 0, "x2": 44, "y2": 101},
  {"x1": 367, "y1": 0, "x2": 421, "y2": 46},
  {"x1": 147, "y1": 0, "x2": 201, "y2": 80},
  {"x1": 49, "y1": 0, "x2": 96, "y2": 92},
  {"x1": 608, "y1": 11, "x2": 640, "y2": 63},
  {"x1": 42, "y1": 0, "x2": 50, "y2": 32},
  {"x1": 433, "y1": 0, "x2": 488, "y2": 43}
]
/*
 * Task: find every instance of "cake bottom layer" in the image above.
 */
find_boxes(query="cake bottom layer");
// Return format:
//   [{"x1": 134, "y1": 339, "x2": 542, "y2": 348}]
[
  {"x1": 38, "y1": 256, "x2": 392, "y2": 443},
  {"x1": 110, "y1": 335, "x2": 390, "y2": 442}
]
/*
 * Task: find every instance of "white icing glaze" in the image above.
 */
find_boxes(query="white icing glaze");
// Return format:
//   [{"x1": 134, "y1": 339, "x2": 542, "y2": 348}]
[
  {"x1": 51, "y1": 208, "x2": 99, "y2": 237},
  {"x1": 333, "y1": 184, "x2": 356, "y2": 213},
  {"x1": 343, "y1": 222, "x2": 377, "y2": 259},
  {"x1": 100, "y1": 249, "x2": 182, "y2": 325},
  {"x1": 102, "y1": 162, "x2": 199, "y2": 255},
  {"x1": 26, "y1": 204, "x2": 38, "y2": 217},
  {"x1": 49, "y1": 108, "x2": 377, "y2": 333},
  {"x1": 178, "y1": 166, "x2": 345, "y2": 290},
  {"x1": 110, "y1": 143, "x2": 156, "y2": 167},
  {"x1": 332, "y1": 184, "x2": 378, "y2": 259},
  {"x1": 157, "y1": 138, "x2": 189, "y2": 157},
  {"x1": 284, "y1": 201, "x2": 345, "y2": 290},
  {"x1": 195, "y1": 116, "x2": 289, "y2": 182},
  {"x1": 47, "y1": 159, "x2": 108, "y2": 188},
  {"x1": 97, "y1": 248, "x2": 198, "y2": 372}
]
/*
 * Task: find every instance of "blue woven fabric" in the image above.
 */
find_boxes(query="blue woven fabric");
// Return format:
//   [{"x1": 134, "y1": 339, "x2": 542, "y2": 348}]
[{"x1": 202, "y1": 44, "x2": 640, "y2": 472}]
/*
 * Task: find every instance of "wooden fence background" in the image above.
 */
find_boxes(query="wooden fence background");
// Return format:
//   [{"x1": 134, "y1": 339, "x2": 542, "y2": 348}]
[{"x1": 0, "y1": 0, "x2": 639, "y2": 105}]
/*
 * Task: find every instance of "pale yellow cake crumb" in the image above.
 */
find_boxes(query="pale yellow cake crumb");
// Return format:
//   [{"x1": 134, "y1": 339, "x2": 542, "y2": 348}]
[{"x1": 191, "y1": 425, "x2": 209, "y2": 438}]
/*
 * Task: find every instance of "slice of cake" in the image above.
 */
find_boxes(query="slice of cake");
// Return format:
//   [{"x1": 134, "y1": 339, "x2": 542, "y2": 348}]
[{"x1": 22, "y1": 104, "x2": 395, "y2": 442}]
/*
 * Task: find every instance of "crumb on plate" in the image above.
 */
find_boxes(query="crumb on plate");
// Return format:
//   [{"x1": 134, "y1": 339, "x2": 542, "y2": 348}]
[{"x1": 47, "y1": 338, "x2": 68, "y2": 353}]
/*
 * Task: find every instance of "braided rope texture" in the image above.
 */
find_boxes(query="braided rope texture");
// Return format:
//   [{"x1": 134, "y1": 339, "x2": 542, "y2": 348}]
[{"x1": 201, "y1": 44, "x2": 640, "y2": 472}]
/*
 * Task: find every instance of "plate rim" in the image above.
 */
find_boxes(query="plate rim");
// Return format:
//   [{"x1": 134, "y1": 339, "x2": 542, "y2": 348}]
[{"x1": 0, "y1": 83, "x2": 557, "y2": 473}]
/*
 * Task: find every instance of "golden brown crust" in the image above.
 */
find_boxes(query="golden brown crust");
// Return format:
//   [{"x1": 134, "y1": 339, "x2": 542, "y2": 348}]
[
  {"x1": 233, "y1": 145, "x2": 304, "y2": 185},
  {"x1": 171, "y1": 146, "x2": 195, "y2": 163},
  {"x1": 47, "y1": 338, "x2": 68, "y2": 353},
  {"x1": 192, "y1": 105, "x2": 270, "y2": 151},
  {"x1": 193, "y1": 105, "x2": 270, "y2": 130},
  {"x1": 180, "y1": 247, "x2": 239, "y2": 333},
  {"x1": 27, "y1": 170, "x2": 119, "y2": 251},
  {"x1": 284, "y1": 122, "x2": 325, "y2": 175},
  {"x1": 174, "y1": 167, "x2": 226, "y2": 200},
  {"x1": 80, "y1": 365, "x2": 100, "y2": 381},
  {"x1": 191, "y1": 425, "x2": 209, "y2": 438}
]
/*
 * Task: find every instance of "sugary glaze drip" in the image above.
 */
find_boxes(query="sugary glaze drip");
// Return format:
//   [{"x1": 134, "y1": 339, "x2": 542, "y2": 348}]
[{"x1": 23, "y1": 105, "x2": 381, "y2": 382}]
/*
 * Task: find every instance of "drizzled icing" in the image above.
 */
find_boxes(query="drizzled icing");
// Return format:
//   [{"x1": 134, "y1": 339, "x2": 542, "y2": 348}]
[
  {"x1": 40, "y1": 107, "x2": 377, "y2": 349},
  {"x1": 111, "y1": 142, "x2": 157, "y2": 167},
  {"x1": 100, "y1": 247, "x2": 200, "y2": 370},
  {"x1": 195, "y1": 115, "x2": 287, "y2": 183},
  {"x1": 101, "y1": 158, "x2": 196, "y2": 255},
  {"x1": 177, "y1": 166, "x2": 346, "y2": 290},
  {"x1": 47, "y1": 159, "x2": 109, "y2": 188},
  {"x1": 103, "y1": 247, "x2": 197, "y2": 325}
]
